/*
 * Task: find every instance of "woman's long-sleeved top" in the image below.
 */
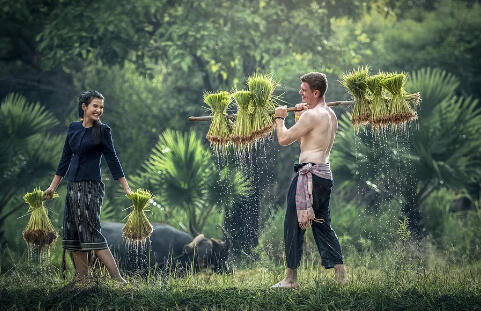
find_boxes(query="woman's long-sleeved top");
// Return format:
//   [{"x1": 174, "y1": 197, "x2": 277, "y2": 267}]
[{"x1": 55, "y1": 121, "x2": 125, "y2": 182}]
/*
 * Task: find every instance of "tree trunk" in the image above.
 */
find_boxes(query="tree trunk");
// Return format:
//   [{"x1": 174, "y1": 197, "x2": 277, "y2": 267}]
[
  {"x1": 224, "y1": 146, "x2": 273, "y2": 257},
  {"x1": 225, "y1": 192, "x2": 260, "y2": 257},
  {"x1": 402, "y1": 181, "x2": 425, "y2": 238},
  {"x1": 0, "y1": 200, "x2": 23, "y2": 246}
]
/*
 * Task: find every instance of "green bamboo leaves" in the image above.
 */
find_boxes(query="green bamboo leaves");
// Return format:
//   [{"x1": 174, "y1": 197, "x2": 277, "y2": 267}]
[
  {"x1": 23, "y1": 187, "x2": 59, "y2": 248},
  {"x1": 341, "y1": 67, "x2": 420, "y2": 132},
  {"x1": 123, "y1": 189, "x2": 153, "y2": 243}
]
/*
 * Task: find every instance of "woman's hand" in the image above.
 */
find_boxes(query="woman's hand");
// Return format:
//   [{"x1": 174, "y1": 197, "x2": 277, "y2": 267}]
[
  {"x1": 43, "y1": 187, "x2": 56, "y2": 200},
  {"x1": 44, "y1": 175, "x2": 63, "y2": 200},
  {"x1": 118, "y1": 177, "x2": 132, "y2": 196}
]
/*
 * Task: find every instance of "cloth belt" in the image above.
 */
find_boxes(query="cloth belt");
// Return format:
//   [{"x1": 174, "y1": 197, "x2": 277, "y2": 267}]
[{"x1": 295, "y1": 162, "x2": 332, "y2": 229}]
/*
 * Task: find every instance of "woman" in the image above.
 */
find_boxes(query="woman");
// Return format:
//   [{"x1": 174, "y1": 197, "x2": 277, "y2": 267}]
[{"x1": 44, "y1": 90, "x2": 130, "y2": 284}]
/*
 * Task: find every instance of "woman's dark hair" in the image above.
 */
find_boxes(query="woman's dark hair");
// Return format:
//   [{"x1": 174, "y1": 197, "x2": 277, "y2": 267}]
[{"x1": 78, "y1": 90, "x2": 104, "y2": 144}]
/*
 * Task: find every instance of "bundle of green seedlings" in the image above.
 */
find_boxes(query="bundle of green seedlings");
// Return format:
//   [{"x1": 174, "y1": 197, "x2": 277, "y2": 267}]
[
  {"x1": 381, "y1": 73, "x2": 417, "y2": 126},
  {"x1": 23, "y1": 187, "x2": 59, "y2": 248},
  {"x1": 247, "y1": 73, "x2": 277, "y2": 140},
  {"x1": 231, "y1": 90, "x2": 254, "y2": 150},
  {"x1": 367, "y1": 73, "x2": 390, "y2": 130},
  {"x1": 204, "y1": 91, "x2": 232, "y2": 150},
  {"x1": 405, "y1": 92, "x2": 421, "y2": 107},
  {"x1": 341, "y1": 67, "x2": 371, "y2": 128},
  {"x1": 123, "y1": 189, "x2": 153, "y2": 242}
]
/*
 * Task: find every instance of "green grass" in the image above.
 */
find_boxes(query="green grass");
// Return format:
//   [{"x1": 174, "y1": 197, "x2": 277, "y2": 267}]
[{"x1": 1, "y1": 259, "x2": 480, "y2": 310}]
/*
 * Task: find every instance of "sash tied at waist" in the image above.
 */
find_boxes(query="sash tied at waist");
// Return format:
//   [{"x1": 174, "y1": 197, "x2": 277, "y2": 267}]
[{"x1": 295, "y1": 163, "x2": 332, "y2": 229}]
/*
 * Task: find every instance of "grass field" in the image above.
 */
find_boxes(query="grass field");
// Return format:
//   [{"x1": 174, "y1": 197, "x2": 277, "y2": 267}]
[{"x1": 1, "y1": 257, "x2": 480, "y2": 310}]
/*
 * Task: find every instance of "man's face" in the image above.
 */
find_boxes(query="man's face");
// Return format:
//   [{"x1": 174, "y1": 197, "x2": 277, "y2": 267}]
[{"x1": 299, "y1": 82, "x2": 317, "y2": 105}]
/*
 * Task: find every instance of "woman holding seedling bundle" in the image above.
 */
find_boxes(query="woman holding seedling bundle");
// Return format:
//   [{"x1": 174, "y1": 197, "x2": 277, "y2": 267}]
[{"x1": 44, "y1": 90, "x2": 131, "y2": 284}]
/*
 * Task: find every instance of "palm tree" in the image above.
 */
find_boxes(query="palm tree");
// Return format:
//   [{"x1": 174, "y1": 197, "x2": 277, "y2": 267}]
[
  {"x1": 204, "y1": 165, "x2": 250, "y2": 231},
  {"x1": 0, "y1": 93, "x2": 62, "y2": 242},
  {"x1": 403, "y1": 68, "x2": 481, "y2": 234},
  {"x1": 332, "y1": 68, "x2": 481, "y2": 235},
  {"x1": 132, "y1": 130, "x2": 250, "y2": 232}
]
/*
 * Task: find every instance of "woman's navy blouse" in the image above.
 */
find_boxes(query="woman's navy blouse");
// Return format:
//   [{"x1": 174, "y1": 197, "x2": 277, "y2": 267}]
[{"x1": 55, "y1": 121, "x2": 125, "y2": 182}]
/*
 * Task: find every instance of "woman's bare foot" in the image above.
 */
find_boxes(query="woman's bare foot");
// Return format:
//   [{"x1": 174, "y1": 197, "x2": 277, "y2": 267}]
[
  {"x1": 112, "y1": 276, "x2": 127, "y2": 285},
  {"x1": 71, "y1": 275, "x2": 90, "y2": 286},
  {"x1": 113, "y1": 276, "x2": 128, "y2": 285}
]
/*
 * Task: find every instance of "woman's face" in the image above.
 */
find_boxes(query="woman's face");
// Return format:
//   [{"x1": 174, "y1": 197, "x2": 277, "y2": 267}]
[{"x1": 82, "y1": 98, "x2": 104, "y2": 121}]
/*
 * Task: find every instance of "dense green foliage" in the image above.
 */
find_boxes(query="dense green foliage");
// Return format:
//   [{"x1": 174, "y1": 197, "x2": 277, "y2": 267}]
[
  {"x1": 131, "y1": 130, "x2": 250, "y2": 232},
  {"x1": 1, "y1": 4, "x2": 480, "y2": 309},
  {"x1": 332, "y1": 68, "x2": 481, "y2": 236},
  {"x1": 0, "y1": 94, "x2": 63, "y2": 243}
]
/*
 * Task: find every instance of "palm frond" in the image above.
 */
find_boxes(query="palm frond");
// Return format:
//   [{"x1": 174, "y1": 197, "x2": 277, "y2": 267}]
[
  {"x1": 406, "y1": 68, "x2": 459, "y2": 119},
  {"x1": 0, "y1": 93, "x2": 58, "y2": 140},
  {"x1": 138, "y1": 130, "x2": 211, "y2": 211}
]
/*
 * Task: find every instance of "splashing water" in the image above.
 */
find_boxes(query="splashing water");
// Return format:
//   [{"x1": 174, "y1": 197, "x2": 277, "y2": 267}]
[{"x1": 124, "y1": 237, "x2": 152, "y2": 272}]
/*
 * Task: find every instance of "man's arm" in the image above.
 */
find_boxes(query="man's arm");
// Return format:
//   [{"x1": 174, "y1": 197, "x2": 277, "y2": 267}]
[{"x1": 275, "y1": 107, "x2": 315, "y2": 146}]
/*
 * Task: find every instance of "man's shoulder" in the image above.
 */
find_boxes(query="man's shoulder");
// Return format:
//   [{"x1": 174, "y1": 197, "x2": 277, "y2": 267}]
[
  {"x1": 302, "y1": 107, "x2": 337, "y2": 130},
  {"x1": 316, "y1": 106, "x2": 337, "y2": 120},
  {"x1": 304, "y1": 107, "x2": 330, "y2": 120}
]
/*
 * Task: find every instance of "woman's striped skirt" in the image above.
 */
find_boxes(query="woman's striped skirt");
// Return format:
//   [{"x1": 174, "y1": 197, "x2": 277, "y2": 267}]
[{"x1": 62, "y1": 180, "x2": 108, "y2": 251}]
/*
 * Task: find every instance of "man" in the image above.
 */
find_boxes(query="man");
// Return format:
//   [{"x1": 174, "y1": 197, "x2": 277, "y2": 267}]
[{"x1": 272, "y1": 72, "x2": 348, "y2": 288}]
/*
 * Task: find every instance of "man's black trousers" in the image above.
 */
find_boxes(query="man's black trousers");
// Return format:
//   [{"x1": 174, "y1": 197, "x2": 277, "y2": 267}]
[{"x1": 284, "y1": 173, "x2": 344, "y2": 269}]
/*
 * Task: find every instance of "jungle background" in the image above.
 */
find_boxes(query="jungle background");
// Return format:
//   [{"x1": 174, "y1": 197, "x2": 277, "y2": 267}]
[{"x1": 0, "y1": 0, "x2": 481, "y2": 309}]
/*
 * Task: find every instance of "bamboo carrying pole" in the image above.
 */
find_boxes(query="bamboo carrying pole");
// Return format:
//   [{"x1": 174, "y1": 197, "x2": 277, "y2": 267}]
[{"x1": 188, "y1": 100, "x2": 354, "y2": 122}]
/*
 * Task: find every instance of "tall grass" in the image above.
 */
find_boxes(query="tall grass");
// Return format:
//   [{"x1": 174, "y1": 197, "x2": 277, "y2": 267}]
[
  {"x1": 2, "y1": 190, "x2": 480, "y2": 310},
  {"x1": 1, "y1": 250, "x2": 480, "y2": 310}
]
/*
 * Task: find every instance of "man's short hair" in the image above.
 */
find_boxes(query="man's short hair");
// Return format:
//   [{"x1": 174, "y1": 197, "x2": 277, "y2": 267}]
[{"x1": 300, "y1": 72, "x2": 328, "y2": 97}]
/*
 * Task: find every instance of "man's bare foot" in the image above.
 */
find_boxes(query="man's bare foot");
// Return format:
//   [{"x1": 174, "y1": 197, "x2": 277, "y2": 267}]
[
  {"x1": 271, "y1": 279, "x2": 299, "y2": 289},
  {"x1": 333, "y1": 275, "x2": 349, "y2": 285},
  {"x1": 333, "y1": 264, "x2": 348, "y2": 285}
]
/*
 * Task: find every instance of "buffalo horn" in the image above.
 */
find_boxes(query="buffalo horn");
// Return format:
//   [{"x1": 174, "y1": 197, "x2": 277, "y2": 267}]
[
  {"x1": 189, "y1": 220, "x2": 200, "y2": 237},
  {"x1": 220, "y1": 225, "x2": 232, "y2": 249}
]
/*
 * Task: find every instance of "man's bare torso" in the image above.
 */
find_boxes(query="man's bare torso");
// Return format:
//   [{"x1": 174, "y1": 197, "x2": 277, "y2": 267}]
[{"x1": 298, "y1": 105, "x2": 337, "y2": 164}]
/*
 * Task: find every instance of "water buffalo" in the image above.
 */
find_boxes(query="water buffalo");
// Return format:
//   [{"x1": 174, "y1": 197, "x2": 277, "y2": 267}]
[{"x1": 100, "y1": 222, "x2": 231, "y2": 275}]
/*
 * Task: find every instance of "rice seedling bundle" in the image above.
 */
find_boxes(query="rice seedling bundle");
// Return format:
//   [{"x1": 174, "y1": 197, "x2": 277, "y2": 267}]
[
  {"x1": 366, "y1": 74, "x2": 390, "y2": 130},
  {"x1": 381, "y1": 74, "x2": 417, "y2": 125},
  {"x1": 123, "y1": 189, "x2": 153, "y2": 242},
  {"x1": 22, "y1": 187, "x2": 59, "y2": 248},
  {"x1": 405, "y1": 92, "x2": 421, "y2": 107},
  {"x1": 204, "y1": 91, "x2": 232, "y2": 150},
  {"x1": 341, "y1": 67, "x2": 370, "y2": 127},
  {"x1": 231, "y1": 90, "x2": 254, "y2": 150},
  {"x1": 247, "y1": 73, "x2": 277, "y2": 140}
]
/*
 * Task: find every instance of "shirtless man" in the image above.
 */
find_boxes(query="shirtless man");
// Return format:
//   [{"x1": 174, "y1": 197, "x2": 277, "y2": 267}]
[{"x1": 271, "y1": 72, "x2": 348, "y2": 288}]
